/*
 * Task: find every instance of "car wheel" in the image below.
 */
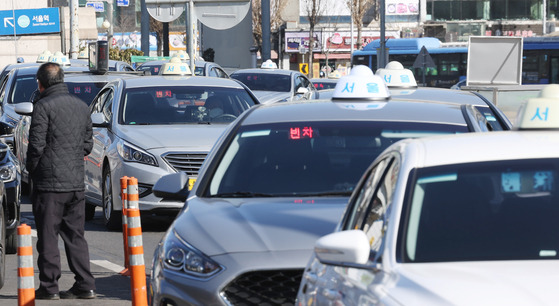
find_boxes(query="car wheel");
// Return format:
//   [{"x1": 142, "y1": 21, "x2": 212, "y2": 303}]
[
  {"x1": 0, "y1": 205, "x2": 6, "y2": 289},
  {"x1": 85, "y1": 203, "x2": 96, "y2": 221},
  {"x1": 102, "y1": 166, "x2": 121, "y2": 231}
]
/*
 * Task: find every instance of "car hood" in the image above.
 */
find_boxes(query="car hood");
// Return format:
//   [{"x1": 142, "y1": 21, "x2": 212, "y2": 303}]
[
  {"x1": 117, "y1": 124, "x2": 227, "y2": 150},
  {"x1": 173, "y1": 197, "x2": 348, "y2": 257},
  {"x1": 252, "y1": 90, "x2": 292, "y2": 104},
  {"x1": 389, "y1": 261, "x2": 559, "y2": 305}
]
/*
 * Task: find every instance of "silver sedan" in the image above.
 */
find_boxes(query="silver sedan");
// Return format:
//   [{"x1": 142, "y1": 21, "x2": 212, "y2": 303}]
[{"x1": 83, "y1": 76, "x2": 258, "y2": 229}]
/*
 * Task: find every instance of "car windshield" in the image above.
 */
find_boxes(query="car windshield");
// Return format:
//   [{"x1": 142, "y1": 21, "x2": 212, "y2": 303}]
[
  {"x1": 208, "y1": 121, "x2": 467, "y2": 197},
  {"x1": 403, "y1": 159, "x2": 559, "y2": 262},
  {"x1": 66, "y1": 81, "x2": 107, "y2": 105},
  {"x1": 231, "y1": 73, "x2": 291, "y2": 92},
  {"x1": 120, "y1": 86, "x2": 256, "y2": 125},
  {"x1": 11, "y1": 75, "x2": 36, "y2": 104},
  {"x1": 137, "y1": 64, "x2": 160, "y2": 75}
]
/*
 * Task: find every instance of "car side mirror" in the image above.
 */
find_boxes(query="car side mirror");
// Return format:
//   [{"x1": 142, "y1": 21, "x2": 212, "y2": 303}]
[
  {"x1": 153, "y1": 172, "x2": 190, "y2": 202},
  {"x1": 91, "y1": 113, "x2": 109, "y2": 128},
  {"x1": 14, "y1": 102, "x2": 33, "y2": 116}
]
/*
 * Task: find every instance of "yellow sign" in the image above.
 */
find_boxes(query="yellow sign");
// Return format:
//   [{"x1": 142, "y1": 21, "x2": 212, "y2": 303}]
[
  {"x1": 188, "y1": 177, "x2": 197, "y2": 190},
  {"x1": 299, "y1": 63, "x2": 308, "y2": 74}
]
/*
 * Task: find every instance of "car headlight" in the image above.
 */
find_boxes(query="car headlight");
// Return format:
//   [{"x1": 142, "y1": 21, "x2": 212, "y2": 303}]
[
  {"x1": 160, "y1": 229, "x2": 222, "y2": 278},
  {"x1": 116, "y1": 140, "x2": 158, "y2": 166},
  {"x1": 0, "y1": 163, "x2": 17, "y2": 182}
]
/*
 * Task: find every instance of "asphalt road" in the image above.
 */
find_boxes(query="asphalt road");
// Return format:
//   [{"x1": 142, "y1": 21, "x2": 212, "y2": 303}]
[{"x1": 0, "y1": 194, "x2": 174, "y2": 305}]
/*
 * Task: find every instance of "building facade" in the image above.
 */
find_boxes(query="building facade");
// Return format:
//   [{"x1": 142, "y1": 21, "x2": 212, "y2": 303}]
[{"x1": 280, "y1": 0, "x2": 559, "y2": 77}]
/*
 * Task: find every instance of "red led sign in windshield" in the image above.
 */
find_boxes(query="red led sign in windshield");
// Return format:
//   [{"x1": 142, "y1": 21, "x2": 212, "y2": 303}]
[{"x1": 289, "y1": 127, "x2": 314, "y2": 139}]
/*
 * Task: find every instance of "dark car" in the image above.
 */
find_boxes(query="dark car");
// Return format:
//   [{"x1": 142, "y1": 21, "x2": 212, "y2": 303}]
[{"x1": 136, "y1": 59, "x2": 229, "y2": 78}]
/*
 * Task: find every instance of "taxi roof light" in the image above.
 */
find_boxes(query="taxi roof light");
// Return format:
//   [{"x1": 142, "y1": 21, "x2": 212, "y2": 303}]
[
  {"x1": 261, "y1": 59, "x2": 277, "y2": 69},
  {"x1": 515, "y1": 84, "x2": 559, "y2": 130},
  {"x1": 36, "y1": 50, "x2": 52, "y2": 63},
  {"x1": 160, "y1": 57, "x2": 192, "y2": 76},
  {"x1": 375, "y1": 61, "x2": 417, "y2": 88},
  {"x1": 48, "y1": 51, "x2": 71, "y2": 67},
  {"x1": 173, "y1": 50, "x2": 190, "y2": 62},
  {"x1": 332, "y1": 65, "x2": 390, "y2": 100}
]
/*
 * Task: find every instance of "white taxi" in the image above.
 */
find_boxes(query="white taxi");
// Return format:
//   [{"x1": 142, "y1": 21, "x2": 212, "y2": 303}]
[{"x1": 296, "y1": 85, "x2": 559, "y2": 305}]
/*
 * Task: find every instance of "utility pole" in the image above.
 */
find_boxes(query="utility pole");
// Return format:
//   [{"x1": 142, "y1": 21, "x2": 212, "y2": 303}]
[
  {"x1": 261, "y1": 0, "x2": 271, "y2": 62},
  {"x1": 70, "y1": 0, "x2": 79, "y2": 58},
  {"x1": 141, "y1": 0, "x2": 150, "y2": 56}
]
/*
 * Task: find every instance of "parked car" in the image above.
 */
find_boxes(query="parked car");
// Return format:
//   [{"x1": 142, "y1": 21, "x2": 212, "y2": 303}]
[
  {"x1": 80, "y1": 75, "x2": 257, "y2": 229},
  {"x1": 297, "y1": 84, "x2": 559, "y2": 305},
  {"x1": 136, "y1": 59, "x2": 229, "y2": 78},
  {"x1": 148, "y1": 65, "x2": 512, "y2": 305},
  {"x1": 0, "y1": 175, "x2": 6, "y2": 289},
  {"x1": 230, "y1": 67, "x2": 317, "y2": 103},
  {"x1": 0, "y1": 142, "x2": 20, "y2": 255}
]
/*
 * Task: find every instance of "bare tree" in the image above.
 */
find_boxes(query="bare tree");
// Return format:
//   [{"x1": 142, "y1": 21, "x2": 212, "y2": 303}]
[
  {"x1": 347, "y1": 0, "x2": 376, "y2": 50},
  {"x1": 252, "y1": 0, "x2": 287, "y2": 56},
  {"x1": 301, "y1": 0, "x2": 325, "y2": 77}
]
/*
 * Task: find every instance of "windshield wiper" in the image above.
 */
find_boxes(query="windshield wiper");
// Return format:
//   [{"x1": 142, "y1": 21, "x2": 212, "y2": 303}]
[
  {"x1": 212, "y1": 191, "x2": 275, "y2": 198},
  {"x1": 297, "y1": 191, "x2": 353, "y2": 197}
]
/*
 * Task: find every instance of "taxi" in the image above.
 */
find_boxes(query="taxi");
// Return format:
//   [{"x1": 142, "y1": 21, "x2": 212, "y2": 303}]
[
  {"x1": 148, "y1": 65, "x2": 511, "y2": 306},
  {"x1": 229, "y1": 60, "x2": 317, "y2": 103},
  {"x1": 296, "y1": 85, "x2": 559, "y2": 305},
  {"x1": 80, "y1": 58, "x2": 258, "y2": 229}
]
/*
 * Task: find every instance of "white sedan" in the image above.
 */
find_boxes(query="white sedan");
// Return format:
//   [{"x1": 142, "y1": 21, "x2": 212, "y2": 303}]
[{"x1": 297, "y1": 85, "x2": 559, "y2": 305}]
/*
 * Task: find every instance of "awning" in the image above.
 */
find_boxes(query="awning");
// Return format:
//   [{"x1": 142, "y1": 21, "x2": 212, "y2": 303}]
[{"x1": 313, "y1": 53, "x2": 351, "y2": 59}]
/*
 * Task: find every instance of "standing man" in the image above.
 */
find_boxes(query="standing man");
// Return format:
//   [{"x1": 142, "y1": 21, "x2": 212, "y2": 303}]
[{"x1": 27, "y1": 62, "x2": 96, "y2": 300}]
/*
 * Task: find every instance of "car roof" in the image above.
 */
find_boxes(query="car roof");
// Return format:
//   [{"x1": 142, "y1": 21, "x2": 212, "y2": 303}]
[
  {"x1": 120, "y1": 75, "x2": 246, "y2": 89},
  {"x1": 310, "y1": 78, "x2": 338, "y2": 83},
  {"x1": 63, "y1": 72, "x2": 139, "y2": 82},
  {"x1": 398, "y1": 130, "x2": 559, "y2": 168},
  {"x1": 390, "y1": 87, "x2": 490, "y2": 106},
  {"x1": 241, "y1": 95, "x2": 474, "y2": 127},
  {"x1": 230, "y1": 68, "x2": 296, "y2": 76}
]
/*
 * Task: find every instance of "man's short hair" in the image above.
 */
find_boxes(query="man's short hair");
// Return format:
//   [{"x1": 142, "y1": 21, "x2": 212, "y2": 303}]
[{"x1": 36, "y1": 62, "x2": 64, "y2": 89}]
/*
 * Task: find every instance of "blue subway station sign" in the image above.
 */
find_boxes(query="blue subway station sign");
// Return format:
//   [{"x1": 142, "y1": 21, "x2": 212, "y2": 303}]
[{"x1": 0, "y1": 8, "x2": 60, "y2": 36}]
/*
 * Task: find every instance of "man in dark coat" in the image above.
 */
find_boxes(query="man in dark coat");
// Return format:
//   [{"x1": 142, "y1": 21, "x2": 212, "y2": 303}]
[{"x1": 27, "y1": 62, "x2": 96, "y2": 300}]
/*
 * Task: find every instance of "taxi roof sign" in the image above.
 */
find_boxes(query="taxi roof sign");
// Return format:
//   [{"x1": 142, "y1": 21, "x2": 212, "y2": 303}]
[
  {"x1": 328, "y1": 70, "x2": 341, "y2": 79},
  {"x1": 332, "y1": 65, "x2": 390, "y2": 100},
  {"x1": 173, "y1": 50, "x2": 190, "y2": 62},
  {"x1": 375, "y1": 61, "x2": 417, "y2": 88},
  {"x1": 36, "y1": 50, "x2": 52, "y2": 63},
  {"x1": 48, "y1": 51, "x2": 70, "y2": 66},
  {"x1": 515, "y1": 84, "x2": 559, "y2": 130},
  {"x1": 160, "y1": 57, "x2": 192, "y2": 76},
  {"x1": 261, "y1": 59, "x2": 277, "y2": 69}
]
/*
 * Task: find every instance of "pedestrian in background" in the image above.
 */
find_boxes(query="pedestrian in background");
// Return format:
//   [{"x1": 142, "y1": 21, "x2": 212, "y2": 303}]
[{"x1": 27, "y1": 62, "x2": 96, "y2": 300}]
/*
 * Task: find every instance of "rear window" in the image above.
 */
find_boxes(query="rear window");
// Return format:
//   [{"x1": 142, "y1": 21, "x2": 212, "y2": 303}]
[
  {"x1": 207, "y1": 121, "x2": 467, "y2": 197},
  {"x1": 231, "y1": 73, "x2": 291, "y2": 92}
]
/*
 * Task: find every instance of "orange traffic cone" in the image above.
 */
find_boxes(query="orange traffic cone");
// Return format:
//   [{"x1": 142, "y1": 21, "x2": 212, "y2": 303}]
[
  {"x1": 120, "y1": 176, "x2": 130, "y2": 276},
  {"x1": 17, "y1": 224, "x2": 34, "y2": 306},
  {"x1": 127, "y1": 177, "x2": 148, "y2": 306}
]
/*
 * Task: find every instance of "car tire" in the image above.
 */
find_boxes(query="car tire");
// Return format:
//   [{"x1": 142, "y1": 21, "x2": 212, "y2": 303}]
[
  {"x1": 85, "y1": 203, "x2": 96, "y2": 221},
  {"x1": 5, "y1": 218, "x2": 18, "y2": 255},
  {"x1": 102, "y1": 166, "x2": 121, "y2": 231},
  {"x1": 0, "y1": 204, "x2": 6, "y2": 289}
]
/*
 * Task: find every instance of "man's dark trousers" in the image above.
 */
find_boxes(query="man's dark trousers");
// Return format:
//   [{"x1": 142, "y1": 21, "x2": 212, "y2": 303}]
[{"x1": 32, "y1": 190, "x2": 96, "y2": 293}]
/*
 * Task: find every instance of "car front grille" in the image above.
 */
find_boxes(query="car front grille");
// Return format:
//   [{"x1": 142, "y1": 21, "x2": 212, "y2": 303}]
[
  {"x1": 221, "y1": 269, "x2": 303, "y2": 306},
  {"x1": 162, "y1": 152, "x2": 208, "y2": 176}
]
